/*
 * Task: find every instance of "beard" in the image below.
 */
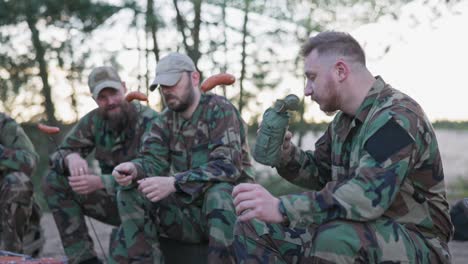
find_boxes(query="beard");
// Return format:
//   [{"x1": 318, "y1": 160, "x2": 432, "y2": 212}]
[
  {"x1": 99, "y1": 101, "x2": 137, "y2": 131},
  {"x1": 318, "y1": 76, "x2": 340, "y2": 115},
  {"x1": 164, "y1": 78, "x2": 195, "y2": 113}
]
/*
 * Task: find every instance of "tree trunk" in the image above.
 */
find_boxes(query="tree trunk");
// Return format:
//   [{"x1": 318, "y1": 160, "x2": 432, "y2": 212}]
[
  {"x1": 146, "y1": 0, "x2": 164, "y2": 110},
  {"x1": 173, "y1": 0, "x2": 202, "y2": 70},
  {"x1": 26, "y1": 16, "x2": 57, "y2": 125},
  {"x1": 220, "y1": 0, "x2": 228, "y2": 97},
  {"x1": 238, "y1": 0, "x2": 250, "y2": 114}
]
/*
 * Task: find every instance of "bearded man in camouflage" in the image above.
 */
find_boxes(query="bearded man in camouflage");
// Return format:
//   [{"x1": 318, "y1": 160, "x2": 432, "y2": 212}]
[
  {"x1": 42, "y1": 66, "x2": 158, "y2": 264},
  {"x1": 0, "y1": 113, "x2": 40, "y2": 253},
  {"x1": 113, "y1": 52, "x2": 254, "y2": 263},
  {"x1": 232, "y1": 31, "x2": 453, "y2": 263}
]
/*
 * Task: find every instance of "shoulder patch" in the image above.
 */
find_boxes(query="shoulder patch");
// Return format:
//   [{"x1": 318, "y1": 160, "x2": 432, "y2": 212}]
[{"x1": 364, "y1": 118, "x2": 414, "y2": 163}]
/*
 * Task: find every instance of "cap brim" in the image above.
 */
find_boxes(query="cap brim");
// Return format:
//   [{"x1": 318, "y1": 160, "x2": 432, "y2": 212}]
[
  {"x1": 92, "y1": 81, "x2": 123, "y2": 99},
  {"x1": 149, "y1": 72, "x2": 183, "y2": 91}
]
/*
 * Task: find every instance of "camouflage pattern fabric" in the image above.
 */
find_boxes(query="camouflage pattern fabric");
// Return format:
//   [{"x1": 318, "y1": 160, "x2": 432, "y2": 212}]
[
  {"x1": 234, "y1": 76, "x2": 453, "y2": 263},
  {"x1": 42, "y1": 103, "x2": 158, "y2": 264},
  {"x1": 0, "y1": 113, "x2": 39, "y2": 253},
  {"x1": 115, "y1": 93, "x2": 255, "y2": 263}
]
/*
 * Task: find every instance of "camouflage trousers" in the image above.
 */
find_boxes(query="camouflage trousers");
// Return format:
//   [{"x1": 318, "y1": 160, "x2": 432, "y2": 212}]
[
  {"x1": 0, "y1": 171, "x2": 36, "y2": 252},
  {"x1": 110, "y1": 182, "x2": 237, "y2": 264},
  {"x1": 42, "y1": 170, "x2": 121, "y2": 264},
  {"x1": 233, "y1": 218, "x2": 450, "y2": 263}
]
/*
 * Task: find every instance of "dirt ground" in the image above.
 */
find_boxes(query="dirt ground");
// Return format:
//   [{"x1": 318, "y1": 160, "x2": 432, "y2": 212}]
[{"x1": 39, "y1": 213, "x2": 468, "y2": 263}]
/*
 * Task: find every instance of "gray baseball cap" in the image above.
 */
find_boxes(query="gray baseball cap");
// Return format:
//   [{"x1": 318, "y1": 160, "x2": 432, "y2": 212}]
[
  {"x1": 149, "y1": 53, "x2": 196, "y2": 91},
  {"x1": 88, "y1": 66, "x2": 124, "y2": 99}
]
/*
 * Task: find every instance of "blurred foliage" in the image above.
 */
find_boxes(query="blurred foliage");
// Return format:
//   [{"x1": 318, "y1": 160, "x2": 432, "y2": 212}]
[
  {"x1": 433, "y1": 120, "x2": 468, "y2": 130},
  {"x1": 2, "y1": 0, "x2": 452, "y2": 124},
  {"x1": 447, "y1": 177, "x2": 468, "y2": 201}
]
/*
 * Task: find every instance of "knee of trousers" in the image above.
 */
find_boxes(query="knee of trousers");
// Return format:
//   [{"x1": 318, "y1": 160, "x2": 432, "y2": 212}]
[
  {"x1": 42, "y1": 170, "x2": 68, "y2": 195},
  {"x1": 116, "y1": 188, "x2": 147, "y2": 211},
  {"x1": 202, "y1": 183, "x2": 237, "y2": 231},
  {"x1": 203, "y1": 182, "x2": 235, "y2": 213},
  {"x1": 312, "y1": 220, "x2": 363, "y2": 254},
  {"x1": 1, "y1": 172, "x2": 33, "y2": 204}
]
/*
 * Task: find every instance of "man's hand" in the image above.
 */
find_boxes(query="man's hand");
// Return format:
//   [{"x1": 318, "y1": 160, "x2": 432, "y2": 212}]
[
  {"x1": 69, "y1": 174, "x2": 103, "y2": 195},
  {"x1": 232, "y1": 183, "x2": 283, "y2": 223},
  {"x1": 65, "y1": 153, "x2": 89, "y2": 176},
  {"x1": 112, "y1": 162, "x2": 137, "y2": 186},
  {"x1": 138, "y1": 177, "x2": 176, "y2": 202}
]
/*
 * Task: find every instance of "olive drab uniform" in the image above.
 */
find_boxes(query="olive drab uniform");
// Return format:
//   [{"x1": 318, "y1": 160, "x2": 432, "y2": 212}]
[
  {"x1": 42, "y1": 103, "x2": 158, "y2": 263},
  {"x1": 0, "y1": 113, "x2": 41, "y2": 253},
  {"x1": 115, "y1": 93, "x2": 255, "y2": 263},
  {"x1": 234, "y1": 76, "x2": 453, "y2": 263}
]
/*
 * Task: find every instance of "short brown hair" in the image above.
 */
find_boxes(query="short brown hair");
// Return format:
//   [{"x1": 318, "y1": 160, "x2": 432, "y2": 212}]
[{"x1": 300, "y1": 31, "x2": 366, "y2": 65}]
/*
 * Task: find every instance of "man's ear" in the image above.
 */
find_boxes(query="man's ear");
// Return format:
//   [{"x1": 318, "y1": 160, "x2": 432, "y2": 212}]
[
  {"x1": 335, "y1": 60, "x2": 349, "y2": 82},
  {"x1": 191, "y1": 71, "x2": 200, "y2": 87}
]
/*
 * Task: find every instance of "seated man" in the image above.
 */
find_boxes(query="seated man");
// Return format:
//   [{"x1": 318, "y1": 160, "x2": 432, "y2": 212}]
[
  {"x1": 113, "y1": 52, "x2": 254, "y2": 263},
  {"x1": 232, "y1": 31, "x2": 453, "y2": 263},
  {"x1": 42, "y1": 66, "x2": 158, "y2": 264},
  {"x1": 0, "y1": 112, "x2": 41, "y2": 254}
]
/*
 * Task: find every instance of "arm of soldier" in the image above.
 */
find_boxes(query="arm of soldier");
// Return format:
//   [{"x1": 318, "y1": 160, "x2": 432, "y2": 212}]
[
  {"x1": 173, "y1": 103, "x2": 243, "y2": 203},
  {"x1": 0, "y1": 118, "x2": 38, "y2": 175},
  {"x1": 113, "y1": 114, "x2": 171, "y2": 186},
  {"x1": 279, "y1": 114, "x2": 418, "y2": 228},
  {"x1": 275, "y1": 125, "x2": 333, "y2": 190},
  {"x1": 50, "y1": 114, "x2": 95, "y2": 175},
  {"x1": 131, "y1": 115, "x2": 171, "y2": 181}
]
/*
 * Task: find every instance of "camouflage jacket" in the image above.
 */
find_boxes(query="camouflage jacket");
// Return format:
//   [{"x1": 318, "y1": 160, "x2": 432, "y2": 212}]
[
  {"x1": 277, "y1": 76, "x2": 453, "y2": 243},
  {"x1": 132, "y1": 93, "x2": 255, "y2": 203},
  {"x1": 0, "y1": 113, "x2": 38, "y2": 176},
  {"x1": 50, "y1": 102, "x2": 158, "y2": 194}
]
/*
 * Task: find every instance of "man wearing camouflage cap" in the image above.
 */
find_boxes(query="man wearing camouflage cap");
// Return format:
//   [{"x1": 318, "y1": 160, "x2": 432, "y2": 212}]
[
  {"x1": 113, "y1": 52, "x2": 255, "y2": 263},
  {"x1": 42, "y1": 66, "x2": 158, "y2": 264},
  {"x1": 0, "y1": 112, "x2": 41, "y2": 254},
  {"x1": 232, "y1": 31, "x2": 453, "y2": 263}
]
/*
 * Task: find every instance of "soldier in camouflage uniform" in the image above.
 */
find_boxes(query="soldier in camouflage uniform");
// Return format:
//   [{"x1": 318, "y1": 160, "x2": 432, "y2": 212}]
[
  {"x1": 0, "y1": 113, "x2": 39, "y2": 252},
  {"x1": 113, "y1": 52, "x2": 255, "y2": 263},
  {"x1": 232, "y1": 31, "x2": 453, "y2": 263},
  {"x1": 42, "y1": 66, "x2": 158, "y2": 264}
]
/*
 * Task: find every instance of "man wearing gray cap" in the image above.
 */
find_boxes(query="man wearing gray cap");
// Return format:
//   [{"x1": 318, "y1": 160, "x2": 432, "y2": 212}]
[
  {"x1": 43, "y1": 66, "x2": 158, "y2": 264},
  {"x1": 113, "y1": 52, "x2": 255, "y2": 263}
]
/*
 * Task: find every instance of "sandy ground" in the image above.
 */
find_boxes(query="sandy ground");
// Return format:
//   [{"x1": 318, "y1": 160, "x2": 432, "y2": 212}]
[{"x1": 39, "y1": 213, "x2": 468, "y2": 263}]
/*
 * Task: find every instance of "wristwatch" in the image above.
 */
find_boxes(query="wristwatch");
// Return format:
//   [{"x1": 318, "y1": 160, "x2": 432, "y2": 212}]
[{"x1": 278, "y1": 200, "x2": 290, "y2": 226}]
